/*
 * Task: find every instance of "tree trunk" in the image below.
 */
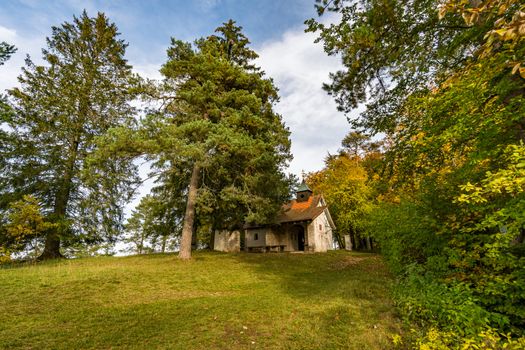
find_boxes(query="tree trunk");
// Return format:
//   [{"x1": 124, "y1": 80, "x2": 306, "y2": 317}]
[
  {"x1": 333, "y1": 230, "x2": 344, "y2": 249},
  {"x1": 39, "y1": 139, "x2": 79, "y2": 260},
  {"x1": 351, "y1": 232, "x2": 359, "y2": 250},
  {"x1": 139, "y1": 231, "x2": 144, "y2": 255},
  {"x1": 209, "y1": 228, "x2": 215, "y2": 250},
  {"x1": 161, "y1": 235, "x2": 167, "y2": 253},
  {"x1": 191, "y1": 226, "x2": 198, "y2": 250},
  {"x1": 39, "y1": 233, "x2": 62, "y2": 260},
  {"x1": 40, "y1": 190, "x2": 70, "y2": 259},
  {"x1": 178, "y1": 162, "x2": 201, "y2": 260}
]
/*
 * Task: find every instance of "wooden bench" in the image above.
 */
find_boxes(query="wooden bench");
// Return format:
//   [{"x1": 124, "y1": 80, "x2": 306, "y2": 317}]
[
  {"x1": 247, "y1": 245, "x2": 286, "y2": 253},
  {"x1": 265, "y1": 245, "x2": 286, "y2": 252}
]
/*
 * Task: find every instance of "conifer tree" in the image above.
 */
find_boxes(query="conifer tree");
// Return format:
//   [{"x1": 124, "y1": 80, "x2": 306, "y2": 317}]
[
  {"x1": 148, "y1": 20, "x2": 293, "y2": 259},
  {"x1": 3, "y1": 12, "x2": 139, "y2": 259}
]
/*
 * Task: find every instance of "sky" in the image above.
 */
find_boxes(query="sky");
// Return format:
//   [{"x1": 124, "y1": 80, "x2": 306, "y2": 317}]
[{"x1": 0, "y1": 0, "x2": 357, "y2": 196}]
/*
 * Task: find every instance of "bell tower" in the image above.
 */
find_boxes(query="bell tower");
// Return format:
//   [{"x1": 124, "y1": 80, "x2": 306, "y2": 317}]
[{"x1": 296, "y1": 181, "x2": 313, "y2": 202}]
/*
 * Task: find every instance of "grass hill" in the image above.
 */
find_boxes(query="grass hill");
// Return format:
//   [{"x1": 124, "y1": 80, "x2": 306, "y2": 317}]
[{"x1": 0, "y1": 251, "x2": 402, "y2": 349}]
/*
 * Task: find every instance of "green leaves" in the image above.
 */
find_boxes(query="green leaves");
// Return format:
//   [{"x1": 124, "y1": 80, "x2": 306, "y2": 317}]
[
  {"x1": 306, "y1": 149, "x2": 374, "y2": 249},
  {"x1": 456, "y1": 144, "x2": 525, "y2": 238},
  {"x1": 310, "y1": 0, "x2": 525, "y2": 340},
  {"x1": 307, "y1": 0, "x2": 496, "y2": 132},
  {"x1": 0, "y1": 195, "x2": 57, "y2": 262}
]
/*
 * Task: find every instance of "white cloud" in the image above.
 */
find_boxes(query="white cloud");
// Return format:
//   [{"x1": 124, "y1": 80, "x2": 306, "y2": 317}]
[
  {"x1": 196, "y1": 0, "x2": 221, "y2": 11},
  {"x1": 0, "y1": 25, "x2": 17, "y2": 41},
  {"x1": 133, "y1": 63, "x2": 163, "y2": 81},
  {"x1": 255, "y1": 25, "x2": 355, "y2": 177},
  {"x1": 0, "y1": 25, "x2": 46, "y2": 94}
]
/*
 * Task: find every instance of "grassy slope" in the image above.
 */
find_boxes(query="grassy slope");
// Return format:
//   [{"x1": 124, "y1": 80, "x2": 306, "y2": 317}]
[{"x1": 0, "y1": 251, "x2": 402, "y2": 349}]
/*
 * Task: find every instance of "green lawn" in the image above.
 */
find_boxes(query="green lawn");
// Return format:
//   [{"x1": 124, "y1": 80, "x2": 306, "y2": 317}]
[{"x1": 0, "y1": 251, "x2": 402, "y2": 349}]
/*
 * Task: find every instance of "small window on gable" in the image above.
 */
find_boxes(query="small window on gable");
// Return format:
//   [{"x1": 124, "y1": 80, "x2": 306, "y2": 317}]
[
  {"x1": 254, "y1": 233, "x2": 259, "y2": 240},
  {"x1": 300, "y1": 194, "x2": 305, "y2": 198},
  {"x1": 319, "y1": 224, "x2": 322, "y2": 231}
]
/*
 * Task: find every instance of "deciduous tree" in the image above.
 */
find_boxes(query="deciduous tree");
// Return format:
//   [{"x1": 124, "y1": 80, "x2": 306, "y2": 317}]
[
  {"x1": 306, "y1": 0, "x2": 496, "y2": 133},
  {"x1": 310, "y1": 0, "x2": 525, "y2": 343}
]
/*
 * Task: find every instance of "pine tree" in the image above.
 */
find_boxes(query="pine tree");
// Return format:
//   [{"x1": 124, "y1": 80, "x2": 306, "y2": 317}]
[{"x1": 147, "y1": 20, "x2": 293, "y2": 259}]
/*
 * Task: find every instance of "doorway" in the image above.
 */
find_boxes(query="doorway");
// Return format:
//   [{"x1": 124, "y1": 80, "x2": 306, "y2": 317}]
[{"x1": 293, "y1": 225, "x2": 305, "y2": 251}]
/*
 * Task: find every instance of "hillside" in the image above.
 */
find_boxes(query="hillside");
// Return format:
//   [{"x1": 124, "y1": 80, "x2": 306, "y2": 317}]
[{"x1": 0, "y1": 251, "x2": 401, "y2": 349}]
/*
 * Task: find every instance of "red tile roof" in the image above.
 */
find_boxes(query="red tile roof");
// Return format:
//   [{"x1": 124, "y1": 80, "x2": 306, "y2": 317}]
[
  {"x1": 276, "y1": 195, "x2": 326, "y2": 224},
  {"x1": 290, "y1": 196, "x2": 313, "y2": 210}
]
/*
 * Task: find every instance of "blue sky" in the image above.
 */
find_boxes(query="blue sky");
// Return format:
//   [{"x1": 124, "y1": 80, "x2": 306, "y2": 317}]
[
  {"x1": 1, "y1": 0, "x2": 315, "y2": 69},
  {"x1": 0, "y1": 0, "x2": 356, "y2": 182}
]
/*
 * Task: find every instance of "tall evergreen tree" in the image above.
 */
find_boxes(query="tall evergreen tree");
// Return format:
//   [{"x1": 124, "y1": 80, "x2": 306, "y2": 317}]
[
  {"x1": 0, "y1": 42, "x2": 17, "y2": 261},
  {"x1": 2, "y1": 12, "x2": 139, "y2": 259},
  {"x1": 146, "y1": 20, "x2": 293, "y2": 259}
]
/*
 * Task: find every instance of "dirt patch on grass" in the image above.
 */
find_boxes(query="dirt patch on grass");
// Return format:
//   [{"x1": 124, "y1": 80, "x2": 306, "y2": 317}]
[{"x1": 329, "y1": 254, "x2": 384, "y2": 271}]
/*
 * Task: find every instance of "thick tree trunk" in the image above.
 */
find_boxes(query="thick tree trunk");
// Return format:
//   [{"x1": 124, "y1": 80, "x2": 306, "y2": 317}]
[
  {"x1": 39, "y1": 139, "x2": 79, "y2": 260},
  {"x1": 191, "y1": 226, "x2": 198, "y2": 250},
  {"x1": 178, "y1": 162, "x2": 201, "y2": 260},
  {"x1": 139, "y1": 231, "x2": 145, "y2": 255},
  {"x1": 351, "y1": 232, "x2": 359, "y2": 250},
  {"x1": 39, "y1": 208, "x2": 66, "y2": 260},
  {"x1": 39, "y1": 233, "x2": 62, "y2": 260},
  {"x1": 39, "y1": 194, "x2": 68, "y2": 260}
]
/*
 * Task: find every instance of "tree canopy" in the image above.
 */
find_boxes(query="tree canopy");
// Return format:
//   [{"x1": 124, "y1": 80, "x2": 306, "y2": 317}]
[
  {"x1": 1, "y1": 11, "x2": 139, "y2": 260},
  {"x1": 137, "y1": 20, "x2": 293, "y2": 259},
  {"x1": 306, "y1": 0, "x2": 523, "y2": 133},
  {"x1": 309, "y1": 0, "x2": 525, "y2": 347}
]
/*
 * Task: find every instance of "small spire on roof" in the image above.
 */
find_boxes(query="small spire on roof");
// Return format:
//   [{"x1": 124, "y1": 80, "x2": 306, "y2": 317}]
[
  {"x1": 296, "y1": 181, "x2": 312, "y2": 193},
  {"x1": 296, "y1": 181, "x2": 312, "y2": 202}
]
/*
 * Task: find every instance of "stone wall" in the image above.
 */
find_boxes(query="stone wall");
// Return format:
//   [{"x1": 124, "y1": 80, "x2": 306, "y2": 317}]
[{"x1": 214, "y1": 230, "x2": 241, "y2": 252}]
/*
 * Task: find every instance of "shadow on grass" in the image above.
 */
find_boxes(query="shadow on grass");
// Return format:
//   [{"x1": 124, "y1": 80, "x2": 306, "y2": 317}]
[
  {"x1": 227, "y1": 251, "x2": 392, "y2": 301},
  {"x1": 224, "y1": 250, "x2": 402, "y2": 347}
]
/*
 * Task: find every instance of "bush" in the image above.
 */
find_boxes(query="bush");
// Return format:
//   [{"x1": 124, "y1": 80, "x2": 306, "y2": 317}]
[
  {"x1": 0, "y1": 195, "x2": 56, "y2": 262},
  {"x1": 368, "y1": 200, "x2": 446, "y2": 275},
  {"x1": 393, "y1": 270, "x2": 508, "y2": 336}
]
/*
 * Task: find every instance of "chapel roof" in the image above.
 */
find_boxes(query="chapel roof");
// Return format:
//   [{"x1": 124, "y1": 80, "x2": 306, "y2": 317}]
[{"x1": 275, "y1": 194, "x2": 325, "y2": 224}]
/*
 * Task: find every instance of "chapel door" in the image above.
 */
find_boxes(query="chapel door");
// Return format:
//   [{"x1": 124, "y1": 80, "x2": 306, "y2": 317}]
[{"x1": 297, "y1": 226, "x2": 305, "y2": 251}]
